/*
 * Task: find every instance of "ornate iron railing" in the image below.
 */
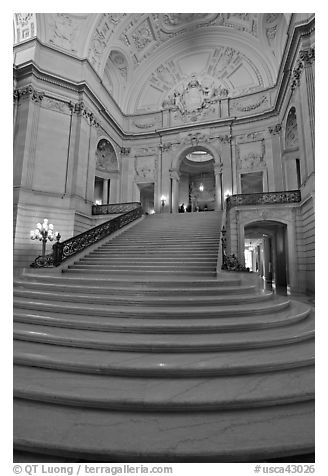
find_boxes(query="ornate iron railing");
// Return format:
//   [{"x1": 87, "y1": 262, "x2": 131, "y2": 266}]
[
  {"x1": 92, "y1": 202, "x2": 141, "y2": 215},
  {"x1": 30, "y1": 203, "x2": 143, "y2": 268},
  {"x1": 226, "y1": 190, "x2": 301, "y2": 210}
]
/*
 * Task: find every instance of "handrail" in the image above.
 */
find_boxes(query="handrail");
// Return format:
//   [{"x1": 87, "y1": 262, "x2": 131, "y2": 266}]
[
  {"x1": 226, "y1": 190, "x2": 301, "y2": 210},
  {"x1": 92, "y1": 202, "x2": 141, "y2": 215},
  {"x1": 30, "y1": 203, "x2": 143, "y2": 268}
]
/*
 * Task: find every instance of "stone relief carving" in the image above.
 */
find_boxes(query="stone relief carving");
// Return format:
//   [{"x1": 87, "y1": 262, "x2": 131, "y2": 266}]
[
  {"x1": 231, "y1": 95, "x2": 269, "y2": 114},
  {"x1": 285, "y1": 108, "x2": 298, "y2": 148},
  {"x1": 14, "y1": 13, "x2": 36, "y2": 43},
  {"x1": 96, "y1": 139, "x2": 118, "y2": 173},
  {"x1": 134, "y1": 147, "x2": 158, "y2": 157},
  {"x1": 162, "y1": 73, "x2": 228, "y2": 113},
  {"x1": 236, "y1": 139, "x2": 266, "y2": 170},
  {"x1": 41, "y1": 97, "x2": 72, "y2": 114},
  {"x1": 179, "y1": 130, "x2": 212, "y2": 146},
  {"x1": 134, "y1": 156, "x2": 157, "y2": 182},
  {"x1": 88, "y1": 14, "x2": 126, "y2": 71},
  {"x1": 266, "y1": 25, "x2": 278, "y2": 42},
  {"x1": 109, "y1": 51, "x2": 128, "y2": 80},
  {"x1": 131, "y1": 17, "x2": 155, "y2": 51},
  {"x1": 264, "y1": 13, "x2": 281, "y2": 24},
  {"x1": 48, "y1": 14, "x2": 85, "y2": 52}
]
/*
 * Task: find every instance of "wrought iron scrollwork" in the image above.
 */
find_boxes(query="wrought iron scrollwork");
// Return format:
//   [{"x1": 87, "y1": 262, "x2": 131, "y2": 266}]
[
  {"x1": 226, "y1": 190, "x2": 301, "y2": 210},
  {"x1": 30, "y1": 203, "x2": 142, "y2": 268},
  {"x1": 92, "y1": 202, "x2": 141, "y2": 215}
]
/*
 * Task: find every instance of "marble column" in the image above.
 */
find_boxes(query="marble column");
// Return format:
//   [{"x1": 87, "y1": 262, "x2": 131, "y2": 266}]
[
  {"x1": 169, "y1": 169, "x2": 180, "y2": 214},
  {"x1": 214, "y1": 162, "x2": 223, "y2": 210},
  {"x1": 287, "y1": 207, "x2": 298, "y2": 293},
  {"x1": 102, "y1": 178, "x2": 109, "y2": 204}
]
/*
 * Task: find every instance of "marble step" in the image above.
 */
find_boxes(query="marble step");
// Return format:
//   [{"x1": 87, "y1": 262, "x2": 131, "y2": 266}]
[
  {"x1": 13, "y1": 314, "x2": 314, "y2": 352},
  {"x1": 18, "y1": 273, "x2": 242, "y2": 287},
  {"x1": 13, "y1": 301, "x2": 311, "y2": 334},
  {"x1": 14, "y1": 365, "x2": 314, "y2": 411},
  {"x1": 90, "y1": 250, "x2": 219, "y2": 256},
  {"x1": 14, "y1": 280, "x2": 255, "y2": 296},
  {"x1": 67, "y1": 265, "x2": 217, "y2": 272},
  {"x1": 13, "y1": 296, "x2": 290, "y2": 318},
  {"x1": 14, "y1": 339, "x2": 314, "y2": 377},
  {"x1": 63, "y1": 268, "x2": 218, "y2": 276},
  {"x1": 79, "y1": 256, "x2": 218, "y2": 263},
  {"x1": 13, "y1": 288, "x2": 273, "y2": 307},
  {"x1": 13, "y1": 399, "x2": 314, "y2": 462},
  {"x1": 69, "y1": 262, "x2": 217, "y2": 270}
]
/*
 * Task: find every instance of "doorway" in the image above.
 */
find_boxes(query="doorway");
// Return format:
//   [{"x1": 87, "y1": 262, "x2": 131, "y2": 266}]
[
  {"x1": 138, "y1": 183, "x2": 155, "y2": 214},
  {"x1": 244, "y1": 221, "x2": 288, "y2": 291}
]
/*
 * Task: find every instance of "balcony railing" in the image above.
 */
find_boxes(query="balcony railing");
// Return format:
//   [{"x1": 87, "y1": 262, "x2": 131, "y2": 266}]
[
  {"x1": 92, "y1": 202, "x2": 141, "y2": 215},
  {"x1": 226, "y1": 190, "x2": 301, "y2": 210},
  {"x1": 30, "y1": 203, "x2": 143, "y2": 268}
]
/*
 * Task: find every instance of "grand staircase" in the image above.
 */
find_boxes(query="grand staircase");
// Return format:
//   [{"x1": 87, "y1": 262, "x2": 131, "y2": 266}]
[{"x1": 13, "y1": 211, "x2": 314, "y2": 462}]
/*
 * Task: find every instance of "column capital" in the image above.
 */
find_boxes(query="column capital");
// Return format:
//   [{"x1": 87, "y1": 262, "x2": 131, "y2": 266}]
[
  {"x1": 169, "y1": 168, "x2": 180, "y2": 181},
  {"x1": 14, "y1": 85, "x2": 44, "y2": 103},
  {"x1": 268, "y1": 124, "x2": 282, "y2": 135},
  {"x1": 299, "y1": 47, "x2": 315, "y2": 66},
  {"x1": 214, "y1": 161, "x2": 223, "y2": 175}
]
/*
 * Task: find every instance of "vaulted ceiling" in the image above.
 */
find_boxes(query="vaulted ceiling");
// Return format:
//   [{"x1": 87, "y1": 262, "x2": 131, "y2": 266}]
[{"x1": 17, "y1": 13, "x2": 292, "y2": 114}]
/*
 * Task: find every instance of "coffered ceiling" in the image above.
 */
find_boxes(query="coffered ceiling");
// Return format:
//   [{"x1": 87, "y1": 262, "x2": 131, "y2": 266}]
[{"x1": 19, "y1": 13, "x2": 292, "y2": 114}]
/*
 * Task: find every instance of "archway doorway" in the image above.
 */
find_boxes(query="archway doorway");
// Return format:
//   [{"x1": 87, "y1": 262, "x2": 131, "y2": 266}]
[
  {"x1": 178, "y1": 149, "x2": 216, "y2": 212},
  {"x1": 244, "y1": 221, "x2": 288, "y2": 292},
  {"x1": 138, "y1": 183, "x2": 155, "y2": 214},
  {"x1": 94, "y1": 139, "x2": 119, "y2": 204}
]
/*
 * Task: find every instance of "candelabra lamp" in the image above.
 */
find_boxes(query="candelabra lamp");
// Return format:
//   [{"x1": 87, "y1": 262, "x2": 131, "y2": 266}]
[
  {"x1": 160, "y1": 195, "x2": 166, "y2": 212},
  {"x1": 30, "y1": 218, "x2": 61, "y2": 267}
]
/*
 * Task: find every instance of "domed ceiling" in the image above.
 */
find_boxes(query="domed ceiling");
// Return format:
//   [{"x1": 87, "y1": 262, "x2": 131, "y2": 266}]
[{"x1": 21, "y1": 13, "x2": 290, "y2": 115}]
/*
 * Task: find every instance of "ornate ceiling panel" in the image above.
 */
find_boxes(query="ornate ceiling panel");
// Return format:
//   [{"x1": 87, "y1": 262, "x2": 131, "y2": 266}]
[{"x1": 19, "y1": 13, "x2": 290, "y2": 114}]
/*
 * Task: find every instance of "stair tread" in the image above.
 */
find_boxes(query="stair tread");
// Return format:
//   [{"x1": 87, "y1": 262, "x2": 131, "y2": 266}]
[
  {"x1": 14, "y1": 365, "x2": 314, "y2": 410},
  {"x1": 13, "y1": 301, "x2": 311, "y2": 332},
  {"x1": 13, "y1": 314, "x2": 314, "y2": 351},
  {"x1": 13, "y1": 399, "x2": 314, "y2": 461},
  {"x1": 14, "y1": 339, "x2": 314, "y2": 376}
]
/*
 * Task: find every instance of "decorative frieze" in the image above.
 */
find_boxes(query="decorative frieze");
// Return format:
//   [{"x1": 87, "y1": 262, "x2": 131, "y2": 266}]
[{"x1": 73, "y1": 101, "x2": 100, "y2": 127}]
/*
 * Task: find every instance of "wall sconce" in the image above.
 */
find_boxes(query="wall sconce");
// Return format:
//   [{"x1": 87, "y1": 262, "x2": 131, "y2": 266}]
[
  {"x1": 160, "y1": 195, "x2": 166, "y2": 208},
  {"x1": 30, "y1": 218, "x2": 60, "y2": 259}
]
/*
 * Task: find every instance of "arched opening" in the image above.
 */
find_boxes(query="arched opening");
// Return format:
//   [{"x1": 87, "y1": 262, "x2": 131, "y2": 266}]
[
  {"x1": 284, "y1": 107, "x2": 302, "y2": 190},
  {"x1": 178, "y1": 148, "x2": 216, "y2": 212},
  {"x1": 94, "y1": 139, "x2": 119, "y2": 205},
  {"x1": 244, "y1": 220, "x2": 288, "y2": 292}
]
